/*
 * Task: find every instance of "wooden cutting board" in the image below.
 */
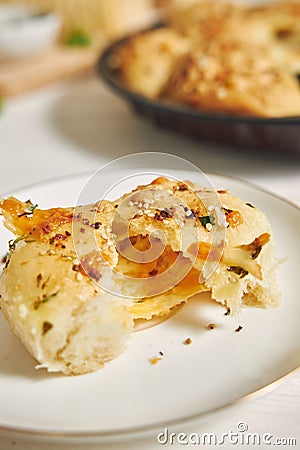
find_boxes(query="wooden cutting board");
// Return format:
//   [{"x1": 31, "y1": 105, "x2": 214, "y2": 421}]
[{"x1": 0, "y1": 45, "x2": 100, "y2": 97}]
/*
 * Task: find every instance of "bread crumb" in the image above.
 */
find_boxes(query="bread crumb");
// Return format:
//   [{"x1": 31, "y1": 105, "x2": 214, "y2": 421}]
[
  {"x1": 207, "y1": 323, "x2": 217, "y2": 330},
  {"x1": 149, "y1": 356, "x2": 162, "y2": 365},
  {"x1": 224, "y1": 307, "x2": 231, "y2": 316},
  {"x1": 184, "y1": 337, "x2": 192, "y2": 345}
]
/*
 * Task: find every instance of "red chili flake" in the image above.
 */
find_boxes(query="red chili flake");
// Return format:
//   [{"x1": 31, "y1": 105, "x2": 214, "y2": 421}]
[
  {"x1": 154, "y1": 209, "x2": 173, "y2": 221},
  {"x1": 235, "y1": 325, "x2": 243, "y2": 332},
  {"x1": 55, "y1": 234, "x2": 67, "y2": 241},
  {"x1": 149, "y1": 268, "x2": 158, "y2": 276},
  {"x1": 159, "y1": 351, "x2": 164, "y2": 356},
  {"x1": 217, "y1": 190, "x2": 227, "y2": 194},
  {"x1": 224, "y1": 307, "x2": 231, "y2": 316},
  {"x1": 50, "y1": 233, "x2": 67, "y2": 244},
  {"x1": 42, "y1": 224, "x2": 52, "y2": 234},
  {"x1": 79, "y1": 258, "x2": 101, "y2": 281},
  {"x1": 41, "y1": 277, "x2": 50, "y2": 290},
  {"x1": 80, "y1": 228, "x2": 85, "y2": 233},
  {"x1": 36, "y1": 273, "x2": 42, "y2": 287},
  {"x1": 72, "y1": 213, "x2": 82, "y2": 220},
  {"x1": 222, "y1": 207, "x2": 233, "y2": 215},
  {"x1": 65, "y1": 231, "x2": 71, "y2": 237},
  {"x1": 72, "y1": 264, "x2": 80, "y2": 272},
  {"x1": 86, "y1": 268, "x2": 101, "y2": 282},
  {"x1": 1, "y1": 253, "x2": 8, "y2": 265},
  {"x1": 91, "y1": 222, "x2": 102, "y2": 229},
  {"x1": 178, "y1": 184, "x2": 188, "y2": 191}
]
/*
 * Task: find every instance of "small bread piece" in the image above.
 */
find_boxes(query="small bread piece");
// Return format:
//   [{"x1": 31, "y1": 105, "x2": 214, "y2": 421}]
[
  {"x1": 0, "y1": 198, "x2": 133, "y2": 375},
  {"x1": 163, "y1": 40, "x2": 300, "y2": 117},
  {"x1": 203, "y1": 191, "x2": 280, "y2": 313},
  {"x1": 112, "y1": 27, "x2": 190, "y2": 98}
]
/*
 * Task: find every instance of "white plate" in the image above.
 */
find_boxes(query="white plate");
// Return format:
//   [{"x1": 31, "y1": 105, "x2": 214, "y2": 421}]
[{"x1": 0, "y1": 170, "x2": 299, "y2": 443}]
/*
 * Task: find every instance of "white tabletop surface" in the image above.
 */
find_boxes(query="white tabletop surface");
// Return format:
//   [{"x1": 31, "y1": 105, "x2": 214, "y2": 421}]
[{"x1": 0, "y1": 75, "x2": 299, "y2": 450}]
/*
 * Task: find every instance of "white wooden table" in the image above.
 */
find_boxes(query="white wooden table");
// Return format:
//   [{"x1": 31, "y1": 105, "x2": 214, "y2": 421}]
[{"x1": 0, "y1": 76, "x2": 299, "y2": 450}]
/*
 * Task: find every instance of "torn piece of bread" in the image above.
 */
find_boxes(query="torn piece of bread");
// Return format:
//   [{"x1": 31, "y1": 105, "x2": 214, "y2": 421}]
[
  {"x1": 0, "y1": 198, "x2": 133, "y2": 375},
  {"x1": 113, "y1": 177, "x2": 280, "y2": 315}
]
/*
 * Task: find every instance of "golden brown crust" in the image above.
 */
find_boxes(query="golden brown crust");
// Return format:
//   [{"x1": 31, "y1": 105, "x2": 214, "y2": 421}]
[
  {"x1": 113, "y1": 28, "x2": 190, "y2": 98},
  {"x1": 163, "y1": 40, "x2": 300, "y2": 117},
  {"x1": 0, "y1": 197, "x2": 118, "y2": 267},
  {"x1": 167, "y1": 1, "x2": 246, "y2": 41},
  {"x1": 114, "y1": 0, "x2": 300, "y2": 117}
]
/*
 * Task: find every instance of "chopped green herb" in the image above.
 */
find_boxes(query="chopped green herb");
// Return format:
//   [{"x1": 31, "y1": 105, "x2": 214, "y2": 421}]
[
  {"x1": 8, "y1": 235, "x2": 28, "y2": 251},
  {"x1": 41, "y1": 292, "x2": 59, "y2": 303},
  {"x1": 67, "y1": 31, "x2": 91, "y2": 47},
  {"x1": 199, "y1": 215, "x2": 214, "y2": 228},
  {"x1": 18, "y1": 202, "x2": 38, "y2": 218},
  {"x1": 33, "y1": 291, "x2": 59, "y2": 310},
  {"x1": 42, "y1": 321, "x2": 53, "y2": 335}
]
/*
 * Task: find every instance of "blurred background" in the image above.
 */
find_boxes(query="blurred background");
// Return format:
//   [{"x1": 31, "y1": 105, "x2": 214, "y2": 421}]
[{"x1": 0, "y1": 0, "x2": 299, "y2": 192}]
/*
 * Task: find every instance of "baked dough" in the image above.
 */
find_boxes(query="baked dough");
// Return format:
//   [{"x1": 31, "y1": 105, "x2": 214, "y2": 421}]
[
  {"x1": 0, "y1": 198, "x2": 133, "y2": 375},
  {"x1": 114, "y1": 0, "x2": 300, "y2": 117},
  {"x1": 0, "y1": 178, "x2": 280, "y2": 375},
  {"x1": 168, "y1": 1, "x2": 249, "y2": 42},
  {"x1": 162, "y1": 40, "x2": 300, "y2": 117},
  {"x1": 113, "y1": 27, "x2": 190, "y2": 98},
  {"x1": 113, "y1": 177, "x2": 280, "y2": 314}
]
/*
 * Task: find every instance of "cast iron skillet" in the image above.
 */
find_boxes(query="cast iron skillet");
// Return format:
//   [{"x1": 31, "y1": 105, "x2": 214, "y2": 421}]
[{"x1": 98, "y1": 26, "x2": 300, "y2": 155}]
